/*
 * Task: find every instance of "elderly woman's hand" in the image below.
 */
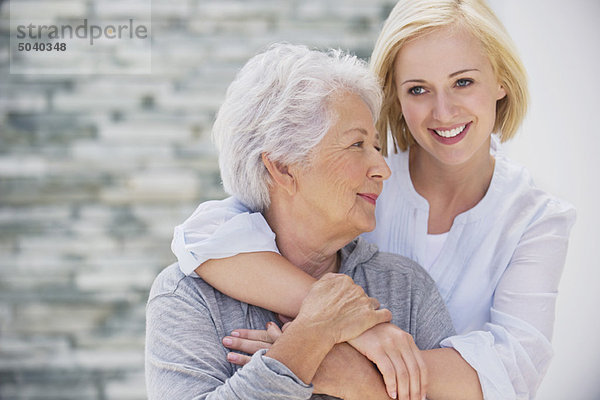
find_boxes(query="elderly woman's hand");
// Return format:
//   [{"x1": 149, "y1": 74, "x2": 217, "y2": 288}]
[
  {"x1": 295, "y1": 273, "x2": 392, "y2": 346},
  {"x1": 223, "y1": 322, "x2": 426, "y2": 400},
  {"x1": 348, "y1": 323, "x2": 427, "y2": 400},
  {"x1": 224, "y1": 325, "x2": 393, "y2": 400}
]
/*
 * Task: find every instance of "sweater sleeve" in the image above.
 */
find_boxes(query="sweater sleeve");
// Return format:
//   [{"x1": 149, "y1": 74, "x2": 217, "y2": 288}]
[
  {"x1": 171, "y1": 197, "x2": 279, "y2": 276},
  {"x1": 441, "y1": 199, "x2": 576, "y2": 399},
  {"x1": 145, "y1": 292, "x2": 312, "y2": 400}
]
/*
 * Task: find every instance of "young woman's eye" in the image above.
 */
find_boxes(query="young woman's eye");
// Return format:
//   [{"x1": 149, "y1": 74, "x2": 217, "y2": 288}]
[
  {"x1": 456, "y1": 78, "x2": 473, "y2": 87},
  {"x1": 409, "y1": 86, "x2": 426, "y2": 96}
]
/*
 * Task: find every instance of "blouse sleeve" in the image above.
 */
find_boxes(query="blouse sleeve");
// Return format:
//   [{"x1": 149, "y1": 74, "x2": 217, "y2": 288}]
[
  {"x1": 441, "y1": 199, "x2": 576, "y2": 399},
  {"x1": 171, "y1": 197, "x2": 279, "y2": 276}
]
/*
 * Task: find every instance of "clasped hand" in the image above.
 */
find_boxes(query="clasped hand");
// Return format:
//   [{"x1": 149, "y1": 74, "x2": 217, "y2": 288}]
[{"x1": 221, "y1": 273, "x2": 427, "y2": 400}]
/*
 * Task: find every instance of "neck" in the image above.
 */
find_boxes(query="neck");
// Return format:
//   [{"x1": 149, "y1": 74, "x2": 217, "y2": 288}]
[
  {"x1": 408, "y1": 139, "x2": 495, "y2": 232},
  {"x1": 263, "y1": 197, "x2": 348, "y2": 279}
]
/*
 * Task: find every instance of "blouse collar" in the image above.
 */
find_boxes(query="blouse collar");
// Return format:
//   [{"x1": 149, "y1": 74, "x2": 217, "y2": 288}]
[{"x1": 390, "y1": 134, "x2": 508, "y2": 225}]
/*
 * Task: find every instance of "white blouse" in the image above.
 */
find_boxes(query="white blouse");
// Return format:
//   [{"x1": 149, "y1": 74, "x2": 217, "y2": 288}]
[
  {"x1": 171, "y1": 137, "x2": 576, "y2": 399},
  {"x1": 423, "y1": 232, "x2": 449, "y2": 270}
]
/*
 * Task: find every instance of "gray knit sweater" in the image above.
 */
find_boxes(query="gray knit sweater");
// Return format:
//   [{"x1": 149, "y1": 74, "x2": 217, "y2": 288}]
[{"x1": 145, "y1": 237, "x2": 455, "y2": 399}]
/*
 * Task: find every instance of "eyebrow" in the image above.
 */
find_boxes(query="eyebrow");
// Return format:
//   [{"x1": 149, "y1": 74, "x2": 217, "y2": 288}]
[
  {"x1": 400, "y1": 68, "x2": 480, "y2": 86},
  {"x1": 343, "y1": 128, "x2": 380, "y2": 141},
  {"x1": 343, "y1": 128, "x2": 367, "y2": 136},
  {"x1": 449, "y1": 68, "x2": 479, "y2": 77}
]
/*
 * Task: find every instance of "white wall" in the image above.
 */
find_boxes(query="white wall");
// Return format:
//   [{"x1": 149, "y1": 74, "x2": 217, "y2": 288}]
[{"x1": 488, "y1": 1, "x2": 600, "y2": 398}]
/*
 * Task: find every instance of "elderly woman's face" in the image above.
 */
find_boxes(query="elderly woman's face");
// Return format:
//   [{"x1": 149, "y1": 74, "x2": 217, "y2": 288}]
[{"x1": 295, "y1": 92, "x2": 391, "y2": 237}]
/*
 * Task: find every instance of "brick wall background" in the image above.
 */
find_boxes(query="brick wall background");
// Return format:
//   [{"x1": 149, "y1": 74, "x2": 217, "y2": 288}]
[{"x1": 0, "y1": 1, "x2": 394, "y2": 398}]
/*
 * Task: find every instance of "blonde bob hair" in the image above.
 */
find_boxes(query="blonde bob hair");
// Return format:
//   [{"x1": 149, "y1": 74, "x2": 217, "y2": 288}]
[{"x1": 370, "y1": 0, "x2": 528, "y2": 155}]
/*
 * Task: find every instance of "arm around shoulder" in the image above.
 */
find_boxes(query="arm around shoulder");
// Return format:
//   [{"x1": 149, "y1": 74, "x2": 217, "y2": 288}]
[{"x1": 171, "y1": 197, "x2": 315, "y2": 317}]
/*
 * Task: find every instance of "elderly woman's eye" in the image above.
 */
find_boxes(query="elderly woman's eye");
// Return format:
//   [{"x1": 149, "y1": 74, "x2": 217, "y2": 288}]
[
  {"x1": 374, "y1": 145, "x2": 382, "y2": 152},
  {"x1": 352, "y1": 141, "x2": 364, "y2": 148},
  {"x1": 409, "y1": 86, "x2": 426, "y2": 95}
]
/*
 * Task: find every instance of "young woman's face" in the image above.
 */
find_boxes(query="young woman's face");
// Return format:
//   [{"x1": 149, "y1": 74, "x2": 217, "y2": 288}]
[{"x1": 394, "y1": 25, "x2": 506, "y2": 166}]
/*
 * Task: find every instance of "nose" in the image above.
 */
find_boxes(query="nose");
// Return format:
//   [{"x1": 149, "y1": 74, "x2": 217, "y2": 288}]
[
  {"x1": 432, "y1": 90, "x2": 458, "y2": 122},
  {"x1": 368, "y1": 151, "x2": 391, "y2": 181}
]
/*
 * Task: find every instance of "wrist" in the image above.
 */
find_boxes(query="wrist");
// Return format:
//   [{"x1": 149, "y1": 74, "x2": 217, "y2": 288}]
[
  {"x1": 290, "y1": 315, "x2": 337, "y2": 350},
  {"x1": 285, "y1": 317, "x2": 337, "y2": 351},
  {"x1": 265, "y1": 319, "x2": 336, "y2": 384}
]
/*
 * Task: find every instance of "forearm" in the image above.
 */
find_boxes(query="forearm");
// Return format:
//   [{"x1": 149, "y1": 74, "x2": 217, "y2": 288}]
[
  {"x1": 421, "y1": 348, "x2": 483, "y2": 400},
  {"x1": 265, "y1": 321, "x2": 335, "y2": 384},
  {"x1": 197, "y1": 252, "x2": 315, "y2": 317},
  {"x1": 266, "y1": 273, "x2": 392, "y2": 390},
  {"x1": 313, "y1": 342, "x2": 390, "y2": 400}
]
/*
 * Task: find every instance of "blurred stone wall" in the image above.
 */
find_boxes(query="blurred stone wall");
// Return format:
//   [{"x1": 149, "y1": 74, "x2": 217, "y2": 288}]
[{"x1": 0, "y1": 0, "x2": 393, "y2": 398}]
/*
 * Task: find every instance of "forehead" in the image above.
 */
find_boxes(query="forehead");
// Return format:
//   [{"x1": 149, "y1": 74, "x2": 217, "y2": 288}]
[
  {"x1": 326, "y1": 92, "x2": 378, "y2": 138},
  {"x1": 395, "y1": 25, "x2": 491, "y2": 78}
]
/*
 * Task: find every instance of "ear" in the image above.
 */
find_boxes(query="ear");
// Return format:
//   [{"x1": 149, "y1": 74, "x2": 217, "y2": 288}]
[
  {"x1": 261, "y1": 153, "x2": 296, "y2": 196},
  {"x1": 496, "y1": 83, "x2": 507, "y2": 101}
]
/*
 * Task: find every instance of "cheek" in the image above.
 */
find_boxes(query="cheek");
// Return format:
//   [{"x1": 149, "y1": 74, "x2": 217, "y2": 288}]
[
  {"x1": 474, "y1": 84, "x2": 502, "y2": 109},
  {"x1": 471, "y1": 92, "x2": 499, "y2": 124},
  {"x1": 330, "y1": 166, "x2": 359, "y2": 193},
  {"x1": 330, "y1": 163, "x2": 365, "y2": 203},
  {"x1": 309, "y1": 160, "x2": 355, "y2": 200},
  {"x1": 398, "y1": 92, "x2": 420, "y2": 114},
  {"x1": 399, "y1": 100, "x2": 424, "y2": 130}
]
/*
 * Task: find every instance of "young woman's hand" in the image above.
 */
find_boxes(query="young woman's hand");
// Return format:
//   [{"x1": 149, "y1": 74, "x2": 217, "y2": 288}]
[
  {"x1": 222, "y1": 322, "x2": 283, "y2": 365},
  {"x1": 348, "y1": 323, "x2": 427, "y2": 400}
]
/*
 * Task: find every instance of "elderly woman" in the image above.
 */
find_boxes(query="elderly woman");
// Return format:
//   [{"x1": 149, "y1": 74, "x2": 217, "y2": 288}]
[{"x1": 145, "y1": 44, "x2": 457, "y2": 399}]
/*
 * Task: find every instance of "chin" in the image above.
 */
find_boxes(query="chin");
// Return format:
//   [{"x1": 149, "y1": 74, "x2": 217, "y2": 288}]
[
  {"x1": 431, "y1": 147, "x2": 475, "y2": 166},
  {"x1": 360, "y1": 219, "x2": 377, "y2": 233}
]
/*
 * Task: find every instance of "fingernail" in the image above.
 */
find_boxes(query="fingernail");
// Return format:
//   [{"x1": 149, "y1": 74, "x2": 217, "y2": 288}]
[
  {"x1": 391, "y1": 391, "x2": 397, "y2": 399},
  {"x1": 227, "y1": 353, "x2": 238, "y2": 362},
  {"x1": 223, "y1": 337, "x2": 233, "y2": 346},
  {"x1": 230, "y1": 331, "x2": 240, "y2": 337}
]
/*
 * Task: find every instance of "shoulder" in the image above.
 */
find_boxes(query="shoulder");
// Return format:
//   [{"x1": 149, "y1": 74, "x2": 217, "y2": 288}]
[
  {"x1": 367, "y1": 250, "x2": 437, "y2": 288},
  {"x1": 148, "y1": 263, "x2": 214, "y2": 306},
  {"x1": 495, "y1": 155, "x2": 576, "y2": 230},
  {"x1": 193, "y1": 196, "x2": 251, "y2": 214},
  {"x1": 148, "y1": 263, "x2": 186, "y2": 298},
  {"x1": 342, "y1": 238, "x2": 437, "y2": 291},
  {"x1": 182, "y1": 196, "x2": 253, "y2": 228}
]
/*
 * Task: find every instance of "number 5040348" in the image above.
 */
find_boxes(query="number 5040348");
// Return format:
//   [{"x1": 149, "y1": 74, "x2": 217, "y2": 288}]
[{"x1": 18, "y1": 42, "x2": 67, "y2": 51}]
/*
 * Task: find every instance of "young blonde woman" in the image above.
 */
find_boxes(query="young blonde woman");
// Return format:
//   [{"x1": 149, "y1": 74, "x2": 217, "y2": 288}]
[{"x1": 171, "y1": 1, "x2": 575, "y2": 398}]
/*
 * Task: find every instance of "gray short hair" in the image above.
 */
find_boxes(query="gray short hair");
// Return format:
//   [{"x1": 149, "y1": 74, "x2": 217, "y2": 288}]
[{"x1": 212, "y1": 43, "x2": 382, "y2": 212}]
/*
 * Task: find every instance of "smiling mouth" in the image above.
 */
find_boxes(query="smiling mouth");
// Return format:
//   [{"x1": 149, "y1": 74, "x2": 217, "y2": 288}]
[
  {"x1": 433, "y1": 123, "x2": 468, "y2": 138},
  {"x1": 357, "y1": 193, "x2": 378, "y2": 205}
]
